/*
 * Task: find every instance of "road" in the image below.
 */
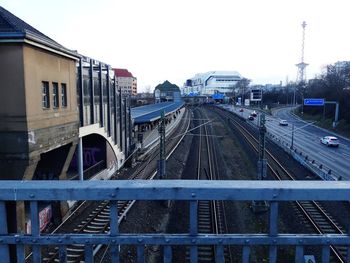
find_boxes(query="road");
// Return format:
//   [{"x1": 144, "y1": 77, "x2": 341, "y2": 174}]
[{"x1": 219, "y1": 105, "x2": 350, "y2": 180}]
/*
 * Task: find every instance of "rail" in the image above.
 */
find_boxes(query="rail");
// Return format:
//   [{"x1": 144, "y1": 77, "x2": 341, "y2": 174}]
[{"x1": 1, "y1": 180, "x2": 350, "y2": 263}]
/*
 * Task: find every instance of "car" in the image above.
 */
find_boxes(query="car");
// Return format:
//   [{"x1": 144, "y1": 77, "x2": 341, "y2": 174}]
[
  {"x1": 248, "y1": 115, "x2": 254, "y2": 121},
  {"x1": 251, "y1": 111, "x2": 257, "y2": 117},
  {"x1": 239, "y1": 108, "x2": 244, "y2": 112},
  {"x1": 279, "y1": 120, "x2": 288, "y2": 126},
  {"x1": 320, "y1": 136, "x2": 339, "y2": 147}
]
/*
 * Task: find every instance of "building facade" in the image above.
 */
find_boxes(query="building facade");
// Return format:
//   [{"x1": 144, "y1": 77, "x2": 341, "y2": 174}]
[
  {"x1": 114, "y1": 68, "x2": 137, "y2": 96},
  {"x1": 154, "y1": 81, "x2": 181, "y2": 103},
  {"x1": 0, "y1": 6, "x2": 133, "y2": 234},
  {"x1": 0, "y1": 6, "x2": 80, "y2": 182},
  {"x1": 183, "y1": 71, "x2": 242, "y2": 96}
]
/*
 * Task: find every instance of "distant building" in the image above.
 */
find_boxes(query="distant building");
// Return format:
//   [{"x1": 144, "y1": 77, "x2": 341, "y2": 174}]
[
  {"x1": 183, "y1": 71, "x2": 242, "y2": 96},
  {"x1": 114, "y1": 68, "x2": 137, "y2": 96},
  {"x1": 154, "y1": 81, "x2": 181, "y2": 103}
]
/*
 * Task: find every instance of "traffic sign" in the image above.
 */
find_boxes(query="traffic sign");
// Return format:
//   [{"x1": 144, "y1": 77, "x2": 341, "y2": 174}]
[{"x1": 304, "y1": 98, "x2": 325, "y2": 106}]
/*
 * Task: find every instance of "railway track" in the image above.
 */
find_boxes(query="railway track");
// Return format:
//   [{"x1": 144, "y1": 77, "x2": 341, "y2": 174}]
[
  {"x1": 214, "y1": 105, "x2": 348, "y2": 262},
  {"x1": 27, "y1": 109, "x2": 190, "y2": 263},
  {"x1": 189, "y1": 107, "x2": 232, "y2": 262}
]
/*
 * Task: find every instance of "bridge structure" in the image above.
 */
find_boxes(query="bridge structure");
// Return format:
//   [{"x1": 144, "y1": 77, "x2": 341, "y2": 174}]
[{"x1": 0, "y1": 180, "x2": 349, "y2": 262}]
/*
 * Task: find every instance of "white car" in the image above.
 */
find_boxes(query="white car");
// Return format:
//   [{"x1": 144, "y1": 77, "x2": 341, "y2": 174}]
[
  {"x1": 320, "y1": 136, "x2": 339, "y2": 147},
  {"x1": 279, "y1": 120, "x2": 288, "y2": 126}
]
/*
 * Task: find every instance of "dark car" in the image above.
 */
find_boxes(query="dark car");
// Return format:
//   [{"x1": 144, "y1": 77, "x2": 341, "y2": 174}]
[
  {"x1": 248, "y1": 115, "x2": 254, "y2": 120},
  {"x1": 239, "y1": 108, "x2": 244, "y2": 112}
]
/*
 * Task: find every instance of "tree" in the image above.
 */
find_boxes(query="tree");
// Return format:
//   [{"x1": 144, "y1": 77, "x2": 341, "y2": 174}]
[{"x1": 235, "y1": 78, "x2": 251, "y2": 102}]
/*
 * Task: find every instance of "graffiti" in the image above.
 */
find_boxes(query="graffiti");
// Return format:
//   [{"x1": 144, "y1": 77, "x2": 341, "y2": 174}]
[
  {"x1": 26, "y1": 205, "x2": 52, "y2": 234},
  {"x1": 83, "y1": 147, "x2": 101, "y2": 166},
  {"x1": 70, "y1": 147, "x2": 102, "y2": 169}
]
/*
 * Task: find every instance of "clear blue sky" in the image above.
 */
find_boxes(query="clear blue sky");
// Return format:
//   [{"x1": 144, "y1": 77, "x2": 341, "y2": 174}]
[{"x1": 1, "y1": 0, "x2": 350, "y2": 91}]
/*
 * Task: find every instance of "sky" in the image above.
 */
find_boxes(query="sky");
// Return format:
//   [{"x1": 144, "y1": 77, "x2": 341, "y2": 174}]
[{"x1": 1, "y1": 0, "x2": 350, "y2": 92}]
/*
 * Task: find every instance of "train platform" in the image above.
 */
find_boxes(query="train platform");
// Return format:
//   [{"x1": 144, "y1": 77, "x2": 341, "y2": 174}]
[{"x1": 131, "y1": 101, "x2": 185, "y2": 154}]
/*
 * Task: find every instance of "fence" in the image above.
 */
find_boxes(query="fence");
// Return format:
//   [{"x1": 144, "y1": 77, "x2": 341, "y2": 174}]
[{"x1": 0, "y1": 180, "x2": 349, "y2": 263}]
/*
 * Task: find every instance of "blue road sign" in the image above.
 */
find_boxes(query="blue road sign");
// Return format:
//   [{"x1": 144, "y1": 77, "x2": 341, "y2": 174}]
[
  {"x1": 212, "y1": 93, "x2": 224, "y2": 100},
  {"x1": 304, "y1": 98, "x2": 325, "y2": 106}
]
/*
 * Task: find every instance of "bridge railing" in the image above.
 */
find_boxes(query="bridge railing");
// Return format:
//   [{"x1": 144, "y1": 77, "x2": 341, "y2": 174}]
[{"x1": 0, "y1": 180, "x2": 349, "y2": 263}]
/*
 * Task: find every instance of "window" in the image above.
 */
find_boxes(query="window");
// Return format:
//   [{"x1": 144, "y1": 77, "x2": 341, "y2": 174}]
[
  {"x1": 61, "y1": 83, "x2": 67, "y2": 107},
  {"x1": 42, "y1": 81, "x2": 50, "y2": 108},
  {"x1": 52, "y1": 82, "x2": 59, "y2": 108}
]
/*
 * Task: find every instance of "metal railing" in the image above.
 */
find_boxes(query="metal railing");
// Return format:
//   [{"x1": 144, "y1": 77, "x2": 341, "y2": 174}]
[{"x1": 0, "y1": 180, "x2": 350, "y2": 262}]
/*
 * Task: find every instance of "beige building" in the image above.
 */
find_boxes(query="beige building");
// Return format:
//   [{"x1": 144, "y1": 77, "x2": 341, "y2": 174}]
[
  {"x1": 114, "y1": 68, "x2": 137, "y2": 96},
  {"x1": 0, "y1": 6, "x2": 80, "y2": 232}
]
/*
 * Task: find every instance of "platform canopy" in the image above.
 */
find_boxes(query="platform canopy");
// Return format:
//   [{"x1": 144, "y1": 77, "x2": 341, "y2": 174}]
[{"x1": 131, "y1": 101, "x2": 184, "y2": 124}]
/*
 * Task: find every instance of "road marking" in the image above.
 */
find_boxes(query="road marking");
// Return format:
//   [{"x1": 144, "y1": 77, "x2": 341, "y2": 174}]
[
  {"x1": 341, "y1": 152, "x2": 350, "y2": 158},
  {"x1": 317, "y1": 151, "x2": 335, "y2": 162}
]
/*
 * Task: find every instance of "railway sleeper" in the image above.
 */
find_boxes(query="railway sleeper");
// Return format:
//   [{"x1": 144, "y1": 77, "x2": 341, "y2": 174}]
[
  {"x1": 82, "y1": 229, "x2": 102, "y2": 233},
  {"x1": 87, "y1": 225, "x2": 105, "y2": 230}
]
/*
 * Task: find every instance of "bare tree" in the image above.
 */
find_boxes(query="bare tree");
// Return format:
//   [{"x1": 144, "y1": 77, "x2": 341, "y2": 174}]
[{"x1": 235, "y1": 78, "x2": 251, "y2": 102}]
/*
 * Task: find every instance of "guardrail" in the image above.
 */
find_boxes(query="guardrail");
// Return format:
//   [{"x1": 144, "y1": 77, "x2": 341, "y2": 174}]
[
  {"x1": 1, "y1": 180, "x2": 350, "y2": 262},
  {"x1": 219, "y1": 104, "x2": 341, "y2": 181},
  {"x1": 266, "y1": 132, "x2": 340, "y2": 181}
]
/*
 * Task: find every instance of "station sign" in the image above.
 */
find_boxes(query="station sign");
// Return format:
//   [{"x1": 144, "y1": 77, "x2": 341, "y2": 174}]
[{"x1": 304, "y1": 98, "x2": 325, "y2": 106}]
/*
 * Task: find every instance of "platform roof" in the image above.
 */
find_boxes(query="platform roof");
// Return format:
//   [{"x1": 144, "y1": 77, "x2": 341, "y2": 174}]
[{"x1": 131, "y1": 101, "x2": 184, "y2": 124}]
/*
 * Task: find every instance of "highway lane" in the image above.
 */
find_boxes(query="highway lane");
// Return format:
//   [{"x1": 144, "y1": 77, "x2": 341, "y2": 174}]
[{"x1": 218, "y1": 105, "x2": 350, "y2": 180}]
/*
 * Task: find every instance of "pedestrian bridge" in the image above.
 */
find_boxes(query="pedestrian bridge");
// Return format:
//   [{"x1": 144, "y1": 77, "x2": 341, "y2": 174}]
[{"x1": 1, "y1": 180, "x2": 349, "y2": 262}]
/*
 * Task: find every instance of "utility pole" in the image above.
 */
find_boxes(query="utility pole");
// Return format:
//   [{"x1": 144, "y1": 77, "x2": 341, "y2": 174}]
[
  {"x1": 257, "y1": 114, "x2": 267, "y2": 180},
  {"x1": 157, "y1": 111, "x2": 166, "y2": 179},
  {"x1": 252, "y1": 113, "x2": 268, "y2": 212}
]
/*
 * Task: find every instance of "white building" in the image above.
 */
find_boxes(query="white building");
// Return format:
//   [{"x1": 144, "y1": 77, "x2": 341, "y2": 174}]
[{"x1": 183, "y1": 71, "x2": 242, "y2": 96}]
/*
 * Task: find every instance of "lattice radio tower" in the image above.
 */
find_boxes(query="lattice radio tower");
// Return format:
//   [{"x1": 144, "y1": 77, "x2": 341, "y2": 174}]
[{"x1": 296, "y1": 21, "x2": 308, "y2": 84}]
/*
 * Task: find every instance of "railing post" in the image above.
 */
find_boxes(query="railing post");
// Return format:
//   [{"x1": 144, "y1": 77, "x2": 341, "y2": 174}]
[
  {"x1": 137, "y1": 245, "x2": 144, "y2": 263},
  {"x1": 110, "y1": 200, "x2": 119, "y2": 263},
  {"x1": 59, "y1": 245, "x2": 67, "y2": 262},
  {"x1": 0, "y1": 202, "x2": 9, "y2": 262},
  {"x1": 164, "y1": 246, "x2": 172, "y2": 263},
  {"x1": 242, "y1": 246, "x2": 250, "y2": 263},
  {"x1": 322, "y1": 245, "x2": 330, "y2": 263},
  {"x1": 190, "y1": 200, "x2": 198, "y2": 262},
  {"x1": 347, "y1": 222, "x2": 350, "y2": 263},
  {"x1": 269, "y1": 201, "x2": 278, "y2": 263},
  {"x1": 30, "y1": 201, "x2": 41, "y2": 262},
  {"x1": 295, "y1": 245, "x2": 304, "y2": 263},
  {"x1": 215, "y1": 245, "x2": 224, "y2": 262},
  {"x1": 84, "y1": 244, "x2": 93, "y2": 263}
]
